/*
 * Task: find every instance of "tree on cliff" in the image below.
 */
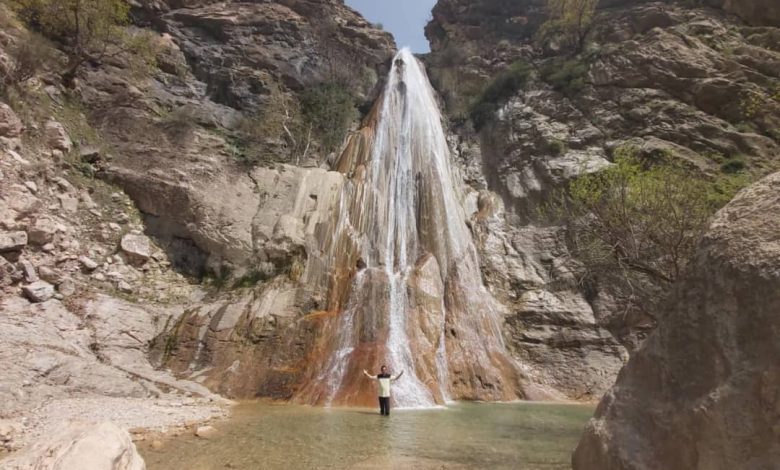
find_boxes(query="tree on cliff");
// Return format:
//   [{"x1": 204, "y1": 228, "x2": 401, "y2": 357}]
[
  {"x1": 546, "y1": 147, "x2": 746, "y2": 336},
  {"x1": 10, "y1": 0, "x2": 156, "y2": 85},
  {"x1": 538, "y1": 0, "x2": 598, "y2": 51}
]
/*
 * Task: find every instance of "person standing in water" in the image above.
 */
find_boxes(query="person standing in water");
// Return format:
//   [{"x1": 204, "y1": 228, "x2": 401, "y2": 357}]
[{"x1": 363, "y1": 366, "x2": 404, "y2": 416}]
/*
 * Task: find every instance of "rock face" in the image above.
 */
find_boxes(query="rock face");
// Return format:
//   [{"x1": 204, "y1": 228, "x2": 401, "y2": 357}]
[
  {"x1": 573, "y1": 172, "x2": 780, "y2": 470},
  {"x1": 0, "y1": 422, "x2": 145, "y2": 470},
  {"x1": 425, "y1": 0, "x2": 780, "y2": 373}
]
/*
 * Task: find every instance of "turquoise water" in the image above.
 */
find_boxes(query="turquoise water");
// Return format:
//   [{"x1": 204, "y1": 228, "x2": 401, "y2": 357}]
[{"x1": 140, "y1": 402, "x2": 593, "y2": 470}]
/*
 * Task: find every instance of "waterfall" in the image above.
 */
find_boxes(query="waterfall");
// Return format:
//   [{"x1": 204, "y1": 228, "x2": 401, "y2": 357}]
[{"x1": 297, "y1": 48, "x2": 522, "y2": 408}]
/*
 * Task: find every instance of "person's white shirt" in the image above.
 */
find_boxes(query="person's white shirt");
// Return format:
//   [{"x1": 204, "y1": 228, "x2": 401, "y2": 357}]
[{"x1": 363, "y1": 369, "x2": 403, "y2": 398}]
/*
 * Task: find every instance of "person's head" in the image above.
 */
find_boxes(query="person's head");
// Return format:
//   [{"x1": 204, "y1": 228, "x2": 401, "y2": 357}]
[{"x1": 380, "y1": 365, "x2": 387, "y2": 374}]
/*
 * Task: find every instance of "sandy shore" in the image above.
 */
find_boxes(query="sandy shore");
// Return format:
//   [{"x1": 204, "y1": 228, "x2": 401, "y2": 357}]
[{"x1": 0, "y1": 395, "x2": 230, "y2": 458}]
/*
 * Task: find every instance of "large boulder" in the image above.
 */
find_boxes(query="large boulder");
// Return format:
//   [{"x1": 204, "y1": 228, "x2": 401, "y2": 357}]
[
  {"x1": 0, "y1": 422, "x2": 145, "y2": 470},
  {"x1": 573, "y1": 172, "x2": 780, "y2": 470}
]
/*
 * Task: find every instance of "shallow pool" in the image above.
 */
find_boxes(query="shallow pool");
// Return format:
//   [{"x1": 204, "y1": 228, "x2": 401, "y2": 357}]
[{"x1": 140, "y1": 401, "x2": 593, "y2": 470}]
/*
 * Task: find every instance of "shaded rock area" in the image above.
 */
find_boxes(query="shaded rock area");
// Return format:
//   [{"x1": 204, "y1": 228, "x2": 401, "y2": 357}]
[{"x1": 573, "y1": 171, "x2": 780, "y2": 470}]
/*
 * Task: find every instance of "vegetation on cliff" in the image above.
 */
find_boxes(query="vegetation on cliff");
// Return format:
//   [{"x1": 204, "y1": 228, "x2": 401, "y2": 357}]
[
  {"x1": 10, "y1": 0, "x2": 157, "y2": 85},
  {"x1": 546, "y1": 146, "x2": 748, "y2": 326}
]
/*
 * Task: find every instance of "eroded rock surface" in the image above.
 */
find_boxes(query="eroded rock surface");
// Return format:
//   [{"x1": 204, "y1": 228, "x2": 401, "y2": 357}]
[
  {"x1": 0, "y1": 422, "x2": 145, "y2": 470},
  {"x1": 573, "y1": 172, "x2": 780, "y2": 470}
]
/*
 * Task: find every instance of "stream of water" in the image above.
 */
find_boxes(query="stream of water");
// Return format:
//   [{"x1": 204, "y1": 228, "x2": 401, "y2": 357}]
[{"x1": 140, "y1": 402, "x2": 593, "y2": 470}]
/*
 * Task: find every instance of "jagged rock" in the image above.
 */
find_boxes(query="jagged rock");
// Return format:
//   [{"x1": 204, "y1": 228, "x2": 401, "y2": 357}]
[
  {"x1": 58, "y1": 194, "x2": 79, "y2": 213},
  {"x1": 0, "y1": 102, "x2": 23, "y2": 138},
  {"x1": 27, "y1": 217, "x2": 58, "y2": 245},
  {"x1": 573, "y1": 172, "x2": 780, "y2": 470},
  {"x1": 117, "y1": 280, "x2": 133, "y2": 294},
  {"x1": 22, "y1": 281, "x2": 55, "y2": 303},
  {"x1": 78, "y1": 256, "x2": 99, "y2": 271},
  {"x1": 0, "y1": 256, "x2": 20, "y2": 287},
  {"x1": 24, "y1": 181, "x2": 38, "y2": 193},
  {"x1": 0, "y1": 419, "x2": 22, "y2": 451},
  {"x1": 119, "y1": 234, "x2": 151, "y2": 264},
  {"x1": 44, "y1": 120, "x2": 72, "y2": 152},
  {"x1": 0, "y1": 102, "x2": 23, "y2": 150},
  {"x1": 79, "y1": 145, "x2": 101, "y2": 163},
  {"x1": 57, "y1": 278, "x2": 76, "y2": 296},
  {"x1": 39, "y1": 266, "x2": 63, "y2": 285},
  {"x1": 0, "y1": 231, "x2": 27, "y2": 252},
  {"x1": 0, "y1": 421, "x2": 146, "y2": 470},
  {"x1": 19, "y1": 259, "x2": 38, "y2": 283}
]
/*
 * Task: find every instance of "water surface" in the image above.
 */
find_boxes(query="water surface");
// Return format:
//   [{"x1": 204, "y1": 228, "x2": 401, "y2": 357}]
[{"x1": 141, "y1": 402, "x2": 593, "y2": 470}]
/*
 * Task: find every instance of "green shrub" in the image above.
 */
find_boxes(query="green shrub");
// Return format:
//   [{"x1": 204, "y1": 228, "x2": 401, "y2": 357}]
[
  {"x1": 720, "y1": 156, "x2": 747, "y2": 174},
  {"x1": 545, "y1": 145, "x2": 747, "y2": 320},
  {"x1": 1, "y1": 32, "x2": 56, "y2": 93},
  {"x1": 548, "y1": 139, "x2": 567, "y2": 155},
  {"x1": 300, "y1": 82, "x2": 356, "y2": 153},
  {"x1": 11, "y1": 0, "x2": 157, "y2": 84},
  {"x1": 541, "y1": 58, "x2": 588, "y2": 94},
  {"x1": 469, "y1": 60, "x2": 532, "y2": 129}
]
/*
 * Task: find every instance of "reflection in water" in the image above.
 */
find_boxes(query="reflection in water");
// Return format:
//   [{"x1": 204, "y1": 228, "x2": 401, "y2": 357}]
[{"x1": 140, "y1": 402, "x2": 593, "y2": 470}]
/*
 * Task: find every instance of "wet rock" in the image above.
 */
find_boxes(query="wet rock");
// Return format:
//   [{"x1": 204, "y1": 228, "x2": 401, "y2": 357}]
[
  {"x1": 0, "y1": 421, "x2": 146, "y2": 470},
  {"x1": 22, "y1": 280, "x2": 55, "y2": 303},
  {"x1": 195, "y1": 425, "x2": 216, "y2": 439},
  {"x1": 44, "y1": 120, "x2": 72, "y2": 152},
  {"x1": 0, "y1": 231, "x2": 27, "y2": 252},
  {"x1": 120, "y1": 234, "x2": 151, "y2": 264},
  {"x1": 573, "y1": 172, "x2": 780, "y2": 470},
  {"x1": 28, "y1": 217, "x2": 58, "y2": 245}
]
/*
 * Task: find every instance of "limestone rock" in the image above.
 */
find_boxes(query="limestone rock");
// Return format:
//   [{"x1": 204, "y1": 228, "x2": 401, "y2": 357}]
[
  {"x1": 119, "y1": 234, "x2": 151, "y2": 264},
  {"x1": 44, "y1": 120, "x2": 73, "y2": 153},
  {"x1": 19, "y1": 259, "x2": 38, "y2": 283},
  {"x1": 573, "y1": 172, "x2": 780, "y2": 470},
  {"x1": 0, "y1": 102, "x2": 23, "y2": 150},
  {"x1": 0, "y1": 421, "x2": 146, "y2": 470},
  {"x1": 22, "y1": 281, "x2": 55, "y2": 303},
  {"x1": 39, "y1": 266, "x2": 64, "y2": 285},
  {"x1": 0, "y1": 231, "x2": 27, "y2": 252},
  {"x1": 78, "y1": 256, "x2": 99, "y2": 272},
  {"x1": 0, "y1": 256, "x2": 20, "y2": 286},
  {"x1": 194, "y1": 425, "x2": 216, "y2": 439},
  {"x1": 28, "y1": 217, "x2": 58, "y2": 245}
]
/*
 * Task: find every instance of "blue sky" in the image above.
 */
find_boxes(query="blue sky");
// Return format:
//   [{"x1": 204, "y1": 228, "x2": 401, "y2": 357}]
[{"x1": 344, "y1": 0, "x2": 438, "y2": 53}]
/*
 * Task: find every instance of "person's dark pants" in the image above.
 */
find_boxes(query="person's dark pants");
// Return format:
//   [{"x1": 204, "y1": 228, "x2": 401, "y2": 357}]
[{"x1": 378, "y1": 397, "x2": 390, "y2": 416}]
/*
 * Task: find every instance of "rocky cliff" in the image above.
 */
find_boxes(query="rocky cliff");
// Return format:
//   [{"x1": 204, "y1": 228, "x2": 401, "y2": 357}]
[
  {"x1": 424, "y1": 0, "x2": 779, "y2": 377},
  {"x1": 572, "y1": 170, "x2": 780, "y2": 470}
]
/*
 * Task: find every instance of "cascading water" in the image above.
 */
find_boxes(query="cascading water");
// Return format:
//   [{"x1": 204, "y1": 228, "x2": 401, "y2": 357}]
[{"x1": 296, "y1": 48, "x2": 524, "y2": 408}]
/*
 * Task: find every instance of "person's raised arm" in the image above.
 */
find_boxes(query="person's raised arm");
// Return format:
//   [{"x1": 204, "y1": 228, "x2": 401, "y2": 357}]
[
  {"x1": 363, "y1": 369, "x2": 377, "y2": 379},
  {"x1": 392, "y1": 370, "x2": 404, "y2": 381}
]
